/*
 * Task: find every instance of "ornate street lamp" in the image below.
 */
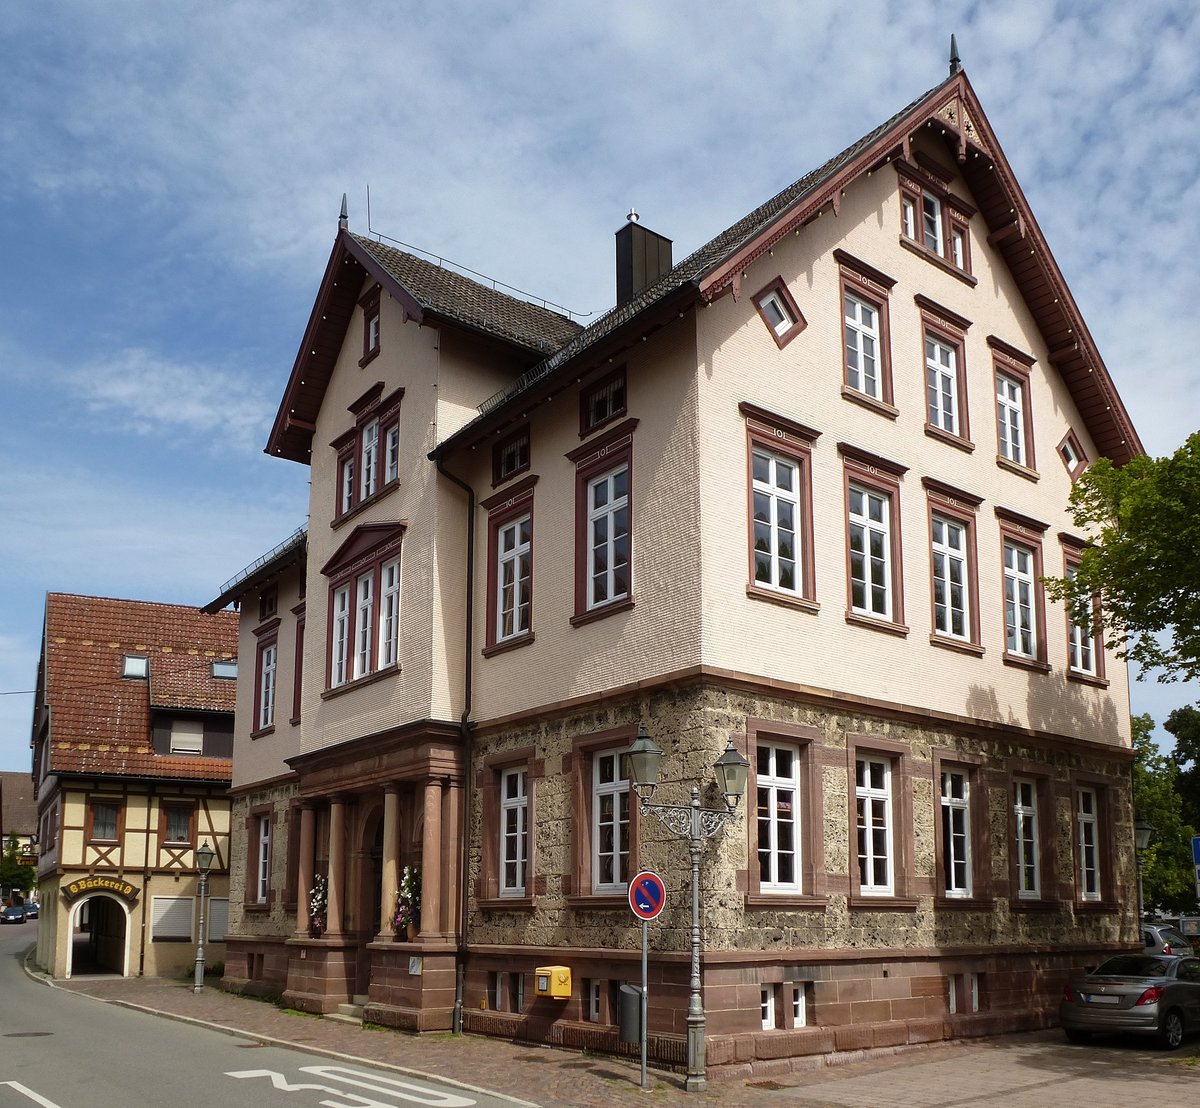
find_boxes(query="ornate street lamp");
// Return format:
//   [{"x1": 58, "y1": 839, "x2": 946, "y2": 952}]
[
  {"x1": 624, "y1": 723, "x2": 750, "y2": 1092},
  {"x1": 1133, "y1": 817, "x2": 1154, "y2": 922},
  {"x1": 193, "y1": 840, "x2": 216, "y2": 994}
]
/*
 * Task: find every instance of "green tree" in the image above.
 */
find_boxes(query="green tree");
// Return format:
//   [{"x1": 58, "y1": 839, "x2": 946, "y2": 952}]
[
  {"x1": 0, "y1": 832, "x2": 34, "y2": 903},
  {"x1": 1044, "y1": 432, "x2": 1200, "y2": 683},
  {"x1": 1167, "y1": 704, "x2": 1200, "y2": 832},
  {"x1": 1132, "y1": 714, "x2": 1198, "y2": 916}
]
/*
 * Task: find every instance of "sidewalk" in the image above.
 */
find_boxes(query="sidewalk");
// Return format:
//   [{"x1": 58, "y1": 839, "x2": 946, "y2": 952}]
[{"x1": 31, "y1": 963, "x2": 1200, "y2": 1107}]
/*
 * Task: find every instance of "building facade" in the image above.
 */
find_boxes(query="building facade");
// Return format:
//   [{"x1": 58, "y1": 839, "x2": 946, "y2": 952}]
[
  {"x1": 211, "y1": 64, "x2": 1142, "y2": 1079},
  {"x1": 29, "y1": 594, "x2": 237, "y2": 979}
]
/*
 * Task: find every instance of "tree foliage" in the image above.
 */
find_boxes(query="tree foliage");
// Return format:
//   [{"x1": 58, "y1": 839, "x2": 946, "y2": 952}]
[
  {"x1": 1, "y1": 832, "x2": 34, "y2": 901},
  {"x1": 1044, "y1": 432, "x2": 1200, "y2": 683},
  {"x1": 1132, "y1": 714, "x2": 1198, "y2": 916},
  {"x1": 1167, "y1": 704, "x2": 1200, "y2": 832}
]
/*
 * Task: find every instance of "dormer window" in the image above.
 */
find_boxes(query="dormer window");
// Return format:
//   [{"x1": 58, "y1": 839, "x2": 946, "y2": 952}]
[
  {"x1": 170, "y1": 719, "x2": 204, "y2": 755},
  {"x1": 753, "y1": 279, "x2": 807, "y2": 348},
  {"x1": 122, "y1": 654, "x2": 149, "y2": 679},
  {"x1": 580, "y1": 369, "x2": 626, "y2": 436},
  {"x1": 359, "y1": 285, "x2": 381, "y2": 367}
]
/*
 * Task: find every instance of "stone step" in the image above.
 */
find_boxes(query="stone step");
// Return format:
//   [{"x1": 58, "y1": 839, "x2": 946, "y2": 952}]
[{"x1": 326, "y1": 1002, "x2": 364, "y2": 1024}]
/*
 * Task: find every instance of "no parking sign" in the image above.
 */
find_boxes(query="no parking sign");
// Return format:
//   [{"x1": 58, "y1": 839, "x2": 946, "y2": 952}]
[{"x1": 628, "y1": 870, "x2": 667, "y2": 921}]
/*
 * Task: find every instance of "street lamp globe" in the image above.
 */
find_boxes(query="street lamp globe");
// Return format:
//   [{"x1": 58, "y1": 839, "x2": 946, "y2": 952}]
[
  {"x1": 624, "y1": 723, "x2": 663, "y2": 802},
  {"x1": 196, "y1": 840, "x2": 216, "y2": 874}
]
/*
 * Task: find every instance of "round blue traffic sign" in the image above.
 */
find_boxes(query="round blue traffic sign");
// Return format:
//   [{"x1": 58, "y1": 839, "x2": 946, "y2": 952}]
[{"x1": 629, "y1": 870, "x2": 667, "y2": 921}]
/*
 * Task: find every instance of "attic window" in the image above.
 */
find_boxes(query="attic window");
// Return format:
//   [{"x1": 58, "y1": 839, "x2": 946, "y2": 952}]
[
  {"x1": 212, "y1": 659, "x2": 238, "y2": 680},
  {"x1": 580, "y1": 369, "x2": 627, "y2": 436},
  {"x1": 754, "y1": 279, "x2": 807, "y2": 348},
  {"x1": 122, "y1": 655, "x2": 149, "y2": 679},
  {"x1": 259, "y1": 587, "x2": 278, "y2": 622},
  {"x1": 359, "y1": 285, "x2": 381, "y2": 368},
  {"x1": 493, "y1": 427, "x2": 531, "y2": 485},
  {"x1": 897, "y1": 165, "x2": 975, "y2": 282},
  {"x1": 1058, "y1": 430, "x2": 1088, "y2": 481}
]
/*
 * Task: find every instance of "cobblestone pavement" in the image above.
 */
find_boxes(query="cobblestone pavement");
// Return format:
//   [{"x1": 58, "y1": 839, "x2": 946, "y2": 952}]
[{"x1": 32, "y1": 965, "x2": 1200, "y2": 1107}]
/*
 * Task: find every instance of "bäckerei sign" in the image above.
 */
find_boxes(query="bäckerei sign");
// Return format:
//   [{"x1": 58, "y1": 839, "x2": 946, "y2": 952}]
[{"x1": 61, "y1": 876, "x2": 140, "y2": 904}]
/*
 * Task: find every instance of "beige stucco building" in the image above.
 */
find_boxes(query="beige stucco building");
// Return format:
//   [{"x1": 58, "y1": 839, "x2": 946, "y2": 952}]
[
  {"x1": 208, "y1": 63, "x2": 1142, "y2": 1081},
  {"x1": 29, "y1": 594, "x2": 236, "y2": 980}
]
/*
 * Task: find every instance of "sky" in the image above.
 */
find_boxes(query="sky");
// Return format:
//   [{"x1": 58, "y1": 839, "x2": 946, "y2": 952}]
[{"x1": 1, "y1": 0, "x2": 1198, "y2": 774}]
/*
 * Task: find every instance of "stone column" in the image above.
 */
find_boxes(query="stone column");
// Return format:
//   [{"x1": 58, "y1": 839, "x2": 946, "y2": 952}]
[
  {"x1": 442, "y1": 780, "x2": 462, "y2": 940},
  {"x1": 379, "y1": 784, "x2": 400, "y2": 938},
  {"x1": 296, "y1": 803, "x2": 315, "y2": 936},
  {"x1": 421, "y1": 779, "x2": 442, "y2": 937},
  {"x1": 327, "y1": 796, "x2": 346, "y2": 936}
]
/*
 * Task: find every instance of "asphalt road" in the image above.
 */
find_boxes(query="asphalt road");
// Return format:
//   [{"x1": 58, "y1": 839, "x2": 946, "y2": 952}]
[{"x1": 0, "y1": 921, "x2": 520, "y2": 1108}]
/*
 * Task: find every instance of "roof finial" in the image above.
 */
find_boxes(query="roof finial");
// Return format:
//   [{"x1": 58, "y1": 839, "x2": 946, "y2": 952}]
[
  {"x1": 627, "y1": 207, "x2": 640, "y2": 224},
  {"x1": 338, "y1": 193, "x2": 348, "y2": 231},
  {"x1": 949, "y1": 33, "x2": 962, "y2": 75}
]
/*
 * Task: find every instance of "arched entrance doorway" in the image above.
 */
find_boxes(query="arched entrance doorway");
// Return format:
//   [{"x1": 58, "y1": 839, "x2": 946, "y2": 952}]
[{"x1": 68, "y1": 894, "x2": 130, "y2": 977}]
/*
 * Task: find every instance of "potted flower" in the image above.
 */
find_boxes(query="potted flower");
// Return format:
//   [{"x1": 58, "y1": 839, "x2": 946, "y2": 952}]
[
  {"x1": 393, "y1": 865, "x2": 421, "y2": 939},
  {"x1": 308, "y1": 873, "x2": 327, "y2": 938}
]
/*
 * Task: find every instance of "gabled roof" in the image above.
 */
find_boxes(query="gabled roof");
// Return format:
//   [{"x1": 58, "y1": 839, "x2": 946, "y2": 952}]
[
  {"x1": 266, "y1": 233, "x2": 583, "y2": 464},
  {"x1": 438, "y1": 69, "x2": 1141, "y2": 466},
  {"x1": 36, "y1": 594, "x2": 237, "y2": 783}
]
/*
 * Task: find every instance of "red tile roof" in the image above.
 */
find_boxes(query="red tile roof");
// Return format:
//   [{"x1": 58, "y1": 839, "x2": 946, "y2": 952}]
[{"x1": 42, "y1": 594, "x2": 237, "y2": 782}]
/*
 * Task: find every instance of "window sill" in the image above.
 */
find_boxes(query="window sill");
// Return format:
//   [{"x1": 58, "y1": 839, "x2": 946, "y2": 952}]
[
  {"x1": 358, "y1": 346, "x2": 380, "y2": 369},
  {"x1": 744, "y1": 893, "x2": 828, "y2": 910},
  {"x1": 482, "y1": 632, "x2": 535, "y2": 658},
  {"x1": 242, "y1": 902, "x2": 272, "y2": 914},
  {"x1": 996, "y1": 455, "x2": 1040, "y2": 482},
  {"x1": 845, "y1": 611, "x2": 909, "y2": 637},
  {"x1": 899, "y1": 236, "x2": 978, "y2": 286},
  {"x1": 929, "y1": 634, "x2": 985, "y2": 657},
  {"x1": 1002, "y1": 654, "x2": 1052, "y2": 674},
  {"x1": 746, "y1": 585, "x2": 819, "y2": 614},
  {"x1": 477, "y1": 896, "x2": 535, "y2": 911},
  {"x1": 1011, "y1": 897, "x2": 1060, "y2": 911},
  {"x1": 321, "y1": 662, "x2": 401, "y2": 700},
  {"x1": 840, "y1": 387, "x2": 898, "y2": 420},
  {"x1": 924, "y1": 424, "x2": 975, "y2": 453},
  {"x1": 250, "y1": 725, "x2": 275, "y2": 740},
  {"x1": 934, "y1": 895, "x2": 993, "y2": 910},
  {"x1": 330, "y1": 478, "x2": 400, "y2": 531},
  {"x1": 1073, "y1": 899, "x2": 1119, "y2": 913},
  {"x1": 1066, "y1": 669, "x2": 1109, "y2": 689},
  {"x1": 289, "y1": 716, "x2": 302, "y2": 727},
  {"x1": 578, "y1": 410, "x2": 630, "y2": 440},
  {"x1": 570, "y1": 596, "x2": 634, "y2": 628},
  {"x1": 849, "y1": 895, "x2": 920, "y2": 910},
  {"x1": 564, "y1": 894, "x2": 630, "y2": 910}
]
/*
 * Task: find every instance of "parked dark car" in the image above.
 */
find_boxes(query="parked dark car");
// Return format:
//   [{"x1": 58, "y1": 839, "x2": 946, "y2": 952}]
[
  {"x1": 1060, "y1": 953, "x2": 1200, "y2": 1048},
  {"x1": 1143, "y1": 923, "x2": 1194, "y2": 956},
  {"x1": 0, "y1": 904, "x2": 27, "y2": 924},
  {"x1": 22, "y1": 902, "x2": 38, "y2": 919}
]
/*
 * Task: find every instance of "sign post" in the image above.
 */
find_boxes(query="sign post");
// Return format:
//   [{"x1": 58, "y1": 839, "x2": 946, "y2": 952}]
[
  {"x1": 1192, "y1": 837, "x2": 1200, "y2": 901},
  {"x1": 629, "y1": 871, "x2": 667, "y2": 1089}
]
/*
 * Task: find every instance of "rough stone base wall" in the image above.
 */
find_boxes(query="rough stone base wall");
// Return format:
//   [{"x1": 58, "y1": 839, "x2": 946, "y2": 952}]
[{"x1": 222, "y1": 934, "x2": 291, "y2": 998}]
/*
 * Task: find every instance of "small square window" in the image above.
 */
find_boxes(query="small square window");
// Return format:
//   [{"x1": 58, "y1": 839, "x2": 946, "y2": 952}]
[
  {"x1": 492, "y1": 427, "x2": 531, "y2": 485},
  {"x1": 580, "y1": 369, "x2": 626, "y2": 435},
  {"x1": 211, "y1": 659, "x2": 238, "y2": 680},
  {"x1": 122, "y1": 655, "x2": 149, "y2": 679}
]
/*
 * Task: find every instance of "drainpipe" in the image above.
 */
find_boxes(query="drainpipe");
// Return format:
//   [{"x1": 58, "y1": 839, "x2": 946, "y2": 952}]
[{"x1": 435, "y1": 455, "x2": 475, "y2": 1034}]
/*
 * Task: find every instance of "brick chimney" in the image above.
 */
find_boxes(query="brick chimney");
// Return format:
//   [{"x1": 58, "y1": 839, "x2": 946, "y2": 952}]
[{"x1": 615, "y1": 209, "x2": 672, "y2": 306}]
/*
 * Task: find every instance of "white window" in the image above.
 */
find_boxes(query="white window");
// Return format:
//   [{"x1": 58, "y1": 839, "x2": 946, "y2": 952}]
[
  {"x1": 1067, "y1": 566, "x2": 1096, "y2": 676},
  {"x1": 844, "y1": 292, "x2": 881, "y2": 398},
  {"x1": 385, "y1": 424, "x2": 400, "y2": 485},
  {"x1": 760, "y1": 987, "x2": 776, "y2": 1030},
  {"x1": 931, "y1": 515, "x2": 969, "y2": 640},
  {"x1": 758, "y1": 289, "x2": 796, "y2": 338},
  {"x1": 855, "y1": 757, "x2": 893, "y2": 895},
  {"x1": 151, "y1": 895, "x2": 194, "y2": 941},
  {"x1": 1004, "y1": 542, "x2": 1037, "y2": 658},
  {"x1": 901, "y1": 195, "x2": 916, "y2": 239},
  {"x1": 940, "y1": 769, "x2": 971, "y2": 897},
  {"x1": 951, "y1": 226, "x2": 966, "y2": 268},
  {"x1": 1077, "y1": 788, "x2": 1100, "y2": 901},
  {"x1": 592, "y1": 749, "x2": 629, "y2": 893},
  {"x1": 996, "y1": 374, "x2": 1025, "y2": 465},
  {"x1": 752, "y1": 450, "x2": 801, "y2": 594},
  {"x1": 360, "y1": 419, "x2": 379, "y2": 500},
  {"x1": 367, "y1": 312, "x2": 380, "y2": 353},
  {"x1": 497, "y1": 515, "x2": 532, "y2": 641},
  {"x1": 378, "y1": 558, "x2": 401, "y2": 668},
  {"x1": 123, "y1": 654, "x2": 149, "y2": 679},
  {"x1": 922, "y1": 191, "x2": 944, "y2": 254},
  {"x1": 258, "y1": 643, "x2": 277, "y2": 730},
  {"x1": 792, "y1": 985, "x2": 807, "y2": 1028},
  {"x1": 584, "y1": 980, "x2": 601, "y2": 1022},
  {"x1": 849, "y1": 484, "x2": 892, "y2": 619},
  {"x1": 500, "y1": 768, "x2": 528, "y2": 897},
  {"x1": 925, "y1": 336, "x2": 959, "y2": 435},
  {"x1": 1014, "y1": 778, "x2": 1039, "y2": 899},
  {"x1": 587, "y1": 466, "x2": 630, "y2": 610},
  {"x1": 211, "y1": 659, "x2": 237, "y2": 680},
  {"x1": 1060, "y1": 436, "x2": 1082, "y2": 472},
  {"x1": 256, "y1": 816, "x2": 271, "y2": 903},
  {"x1": 170, "y1": 718, "x2": 204, "y2": 755},
  {"x1": 354, "y1": 573, "x2": 374, "y2": 679},
  {"x1": 339, "y1": 454, "x2": 355, "y2": 515},
  {"x1": 331, "y1": 584, "x2": 350, "y2": 687},
  {"x1": 756, "y1": 742, "x2": 800, "y2": 892}
]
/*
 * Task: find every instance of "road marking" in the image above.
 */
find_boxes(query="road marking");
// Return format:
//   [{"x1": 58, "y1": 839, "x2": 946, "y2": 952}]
[
  {"x1": 0, "y1": 1082, "x2": 64, "y2": 1108},
  {"x1": 227, "y1": 1065, "x2": 476, "y2": 1107}
]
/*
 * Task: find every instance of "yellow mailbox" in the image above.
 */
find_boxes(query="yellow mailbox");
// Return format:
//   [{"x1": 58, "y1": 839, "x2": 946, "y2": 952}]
[{"x1": 535, "y1": 965, "x2": 571, "y2": 999}]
